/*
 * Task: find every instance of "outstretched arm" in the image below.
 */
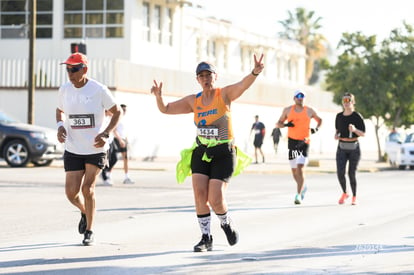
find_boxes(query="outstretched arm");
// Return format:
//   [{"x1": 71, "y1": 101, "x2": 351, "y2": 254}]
[
  {"x1": 151, "y1": 80, "x2": 193, "y2": 114},
  {"x1": 222, "y1": 54, "x2": 264, "y2": 102}
]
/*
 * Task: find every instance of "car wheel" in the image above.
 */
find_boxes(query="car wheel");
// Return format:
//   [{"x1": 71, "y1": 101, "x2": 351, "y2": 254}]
[
  {"x1": 410, "y1": 166, "x2": 414, "y2": 170},
  {"x1": 31, "y1": 159, "x2": 53, "y2": 167},
  {"x1": 398, "y1": 165, "x2": 406, "y2": 170},
  {"x1": 3, "y1": 139, "x2": 30, "y2": 167}
]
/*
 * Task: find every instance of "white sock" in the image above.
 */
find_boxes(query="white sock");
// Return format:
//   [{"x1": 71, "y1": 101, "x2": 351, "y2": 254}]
[
  {"x1": 197, "y1": 214, "x2": 211, "y2": 236},
  {"x1": 216, "y1": 212, "x2": 230, "y2": 226}
]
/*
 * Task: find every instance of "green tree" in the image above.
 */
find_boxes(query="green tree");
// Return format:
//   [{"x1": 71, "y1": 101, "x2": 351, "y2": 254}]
[
  {"x1": 380, "y1": 23, "x2": 414, "y2": 128},
  {"x1": 278, "y1": 7, "x2": 328, "y2": 85},
  {"x1": 324, "y1": 24, "x2": 414, "y2": 161}
]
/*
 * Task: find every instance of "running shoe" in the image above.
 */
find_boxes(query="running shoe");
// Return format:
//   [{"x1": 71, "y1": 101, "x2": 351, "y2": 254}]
[
  {"x1": 103, "y1": 179, "x2": 113, "y2": 186},
  {"x1": 123, "y1": 178, "x2": 135, "y2": 184},
  {"x1": 338, "y1": 193, "x2": 349, "y2": 204},
  {"x1": 78, "y1": 213, "x2": 87, "y2": 234},
  {"x1": 193, "y1": 234, "x2": 213, "y2": 252},
  {"x1": 82, "y1": 230, "x2": 94, "y2": 246},
  {"x1": 294, "y1": 194, "x2": 301, "y2": 205},
  {"x1": 221, "y1": 221, "x2": 239, "y2": 246},
  {"x1": 301, "y1": 185, "x2": 308, "y2": 200},
  {"x1": 351, "y1": 196, "x2": 357, "y2": 205}
]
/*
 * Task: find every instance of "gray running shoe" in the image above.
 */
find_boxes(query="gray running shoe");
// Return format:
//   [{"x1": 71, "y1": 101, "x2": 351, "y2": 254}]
[{"x1": 123, "y1": 178, "x2": 134, "y2": 184}]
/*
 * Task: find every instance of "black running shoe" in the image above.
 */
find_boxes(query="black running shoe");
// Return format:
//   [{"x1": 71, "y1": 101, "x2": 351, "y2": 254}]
[
  {"x1": 78, "y1": 213, "x2": 87, "y2": 234},
  {"x1": 221, "y1": 221, "x2": 239, "y2": 246},
  {"x1": 82, "y1": 230, "x2": 94, "y2": 246},
  {"x1": 193, "y1": 234, "x2": 213, "y2": 252}
]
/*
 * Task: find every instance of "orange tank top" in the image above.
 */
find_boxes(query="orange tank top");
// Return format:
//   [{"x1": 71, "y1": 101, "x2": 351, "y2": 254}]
[
  {"x1": 287, "y1": 105, "x2": 310, "y2": 141},
  {"x1": 193, "y1": 88, "x2": 233, "y2": 140}
]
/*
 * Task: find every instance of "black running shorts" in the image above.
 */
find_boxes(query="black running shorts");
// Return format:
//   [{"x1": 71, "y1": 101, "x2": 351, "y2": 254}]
[
  {"x1": 191, "y1": 142, "x2": 236, "y2": 182},
  {"x1": 63, "y1": 150, "x2": 107, "y2": 171}
]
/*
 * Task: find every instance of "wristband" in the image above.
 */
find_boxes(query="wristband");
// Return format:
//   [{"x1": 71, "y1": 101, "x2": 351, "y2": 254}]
[
  {"x1": 251, "y1": 70, "x2": 259, "y2": 76},
  {"x1": 57, "y1": 121, "x2": 64, "y2": 129}
]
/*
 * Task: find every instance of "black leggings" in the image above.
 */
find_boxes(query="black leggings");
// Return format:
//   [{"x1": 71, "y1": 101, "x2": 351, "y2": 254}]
[{"x1": 336, "y1": 145, "x2": 361, "y2": 196}]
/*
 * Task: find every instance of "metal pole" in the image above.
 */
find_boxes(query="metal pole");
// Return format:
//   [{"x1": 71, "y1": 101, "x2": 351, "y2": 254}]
[{"x1": 28, "y1": 0, "x2": 36, "y2": 124}]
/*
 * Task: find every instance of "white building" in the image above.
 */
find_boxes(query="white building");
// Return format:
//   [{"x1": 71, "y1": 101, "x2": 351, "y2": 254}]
[{"x1": 0, "y1": 0, "x2": 349, "y2": 159}]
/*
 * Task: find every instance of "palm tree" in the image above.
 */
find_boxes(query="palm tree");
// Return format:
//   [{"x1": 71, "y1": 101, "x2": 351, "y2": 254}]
[{"x1": 279, "y1": 7, "x2": 329, "y2": 85}]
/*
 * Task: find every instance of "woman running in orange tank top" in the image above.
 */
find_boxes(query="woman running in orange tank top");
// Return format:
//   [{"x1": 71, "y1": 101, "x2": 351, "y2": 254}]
[{"x1": 151, "y1": 54, "x2": 264, "y2": 252}]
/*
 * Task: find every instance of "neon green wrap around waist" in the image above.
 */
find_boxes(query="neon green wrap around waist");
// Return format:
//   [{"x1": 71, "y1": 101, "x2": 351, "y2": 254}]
[{"x1": 175, "y1": 137, "x2": 252, "y2": 184}]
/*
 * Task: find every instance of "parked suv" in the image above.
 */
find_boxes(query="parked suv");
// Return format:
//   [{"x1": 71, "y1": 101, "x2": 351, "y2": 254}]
[
  {"x1": 385, "y1": 132, "x2": 414, "y2": 170},
  {"x1": 0, "y1": 110, "x2": 63, "y2": 167}
]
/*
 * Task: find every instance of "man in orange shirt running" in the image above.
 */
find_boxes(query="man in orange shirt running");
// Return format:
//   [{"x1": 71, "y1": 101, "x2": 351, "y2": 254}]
[{"x1": 277, "y1": 90, "x2": 322, "y2": 205}]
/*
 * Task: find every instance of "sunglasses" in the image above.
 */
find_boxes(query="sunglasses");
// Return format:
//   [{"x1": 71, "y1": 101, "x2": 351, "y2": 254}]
[
  {"x1": 295, "y1": 93, "x2": 305, "y2": 99},
  {"x1": 66, "y1": 65, "x2": 84, "y2": 73},
  {"x1": 342, "y1": 97, "x2": 352, "y2": 103}
]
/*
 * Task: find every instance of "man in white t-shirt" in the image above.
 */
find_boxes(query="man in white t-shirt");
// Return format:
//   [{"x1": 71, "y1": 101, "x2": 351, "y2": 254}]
[{"x1": 56, "y1": 52, "x2": 122, "y2": 246}]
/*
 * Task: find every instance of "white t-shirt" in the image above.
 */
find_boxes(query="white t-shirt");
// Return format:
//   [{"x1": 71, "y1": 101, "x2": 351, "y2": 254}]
[
  {"x1": 116, "y1": 120, "x2": 127, "y2": 139},
  {"x1": 57, "y1": 78, "x2": 117, "y2": 155}
]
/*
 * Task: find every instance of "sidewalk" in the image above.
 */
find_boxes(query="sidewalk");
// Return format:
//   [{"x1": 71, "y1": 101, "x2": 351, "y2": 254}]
[{"x1": 65, "y1": 151, "x2": 390, "y2": 175}]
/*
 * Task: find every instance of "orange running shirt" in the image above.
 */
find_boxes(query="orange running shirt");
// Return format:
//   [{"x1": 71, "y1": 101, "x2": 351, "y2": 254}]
[
  {"x1": 287, "y1": 105, "x2": 310, "y2": 141},
  {"x1": 193, "y1": 88, "x2": 233, "y2": 140}
]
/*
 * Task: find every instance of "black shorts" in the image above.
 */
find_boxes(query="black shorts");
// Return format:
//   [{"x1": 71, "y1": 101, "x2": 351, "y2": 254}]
[
  {"x1": 114, "y1": 138, "x2": 127, "y2": 153},
  {"x1": 253, "y1": 137, "x2": 263, "y2": 148},
  {"x1": 191, "y1": 142, "x2": 236, "y2": 182},
  {"x1": 63, "y1": 151, "x2": 107, "y2": 171},
  {"x1": 288, "y1": 138, "x2": 309, "y2": 160}
]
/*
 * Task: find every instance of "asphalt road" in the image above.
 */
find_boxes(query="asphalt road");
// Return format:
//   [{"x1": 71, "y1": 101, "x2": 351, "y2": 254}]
[{"x1": 0, "y1": 159, "x2": 413, "y2": 275}]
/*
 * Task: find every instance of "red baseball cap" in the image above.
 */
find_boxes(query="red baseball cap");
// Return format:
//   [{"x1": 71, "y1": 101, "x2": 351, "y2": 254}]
[{"x1": 61, "y1": 52, "x2": 88, "y2": 66}]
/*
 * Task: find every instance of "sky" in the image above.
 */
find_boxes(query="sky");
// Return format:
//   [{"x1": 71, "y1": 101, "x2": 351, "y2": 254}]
[{"x1": 202, "y1": 0, "x2": 414, "y2": 49}]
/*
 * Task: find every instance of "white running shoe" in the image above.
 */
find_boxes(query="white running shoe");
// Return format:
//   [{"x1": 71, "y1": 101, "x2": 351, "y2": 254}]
[
  {"x1": 123, "y1": 178, "x2": 134, "y2": 184},
  {"x1": 103, "y1": 179, "x2": 113, "y2": 186}
]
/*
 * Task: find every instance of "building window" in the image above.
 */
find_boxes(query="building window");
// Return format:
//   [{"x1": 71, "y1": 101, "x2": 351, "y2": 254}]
[
  {"x1": 142, "y1": 1, "x2": 149, "y2": 41},
  {"x1": 154, "y1": 5, "x2": 161, "y2": 43},
  {"x1": 205, "y1": 39, "x2": 216, "y2": 61},
  {"x1": 64, "y1": 0, "x2": 124, "y2": 38},
  {"x1": 141, "y1": 2, "x2": 173, "y2": 45},
  {"x1": 166, "y1": 7, "x2": 172, "y2": 46},
  {"x1": 0, "y1": 0, "x2": 53, "y2": 39}
]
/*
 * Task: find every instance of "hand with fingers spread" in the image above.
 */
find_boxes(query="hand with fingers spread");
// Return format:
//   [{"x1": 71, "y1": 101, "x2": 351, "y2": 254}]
[
  {"x1": 151, "y1": 80, "x2": 163, "y2": 98},
  {"x1": 251, "y1": 54, "x2": 264, "y2": 76}
]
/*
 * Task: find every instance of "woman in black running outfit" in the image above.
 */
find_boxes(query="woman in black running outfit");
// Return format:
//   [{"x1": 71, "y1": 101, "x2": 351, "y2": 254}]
[{"x1": 334, "y1": 93, "x2": 365, "y2": 205}]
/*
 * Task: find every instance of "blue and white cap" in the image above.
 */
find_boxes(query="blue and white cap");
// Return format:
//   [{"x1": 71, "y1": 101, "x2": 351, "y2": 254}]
[
  {"x1": 294, "y1": 90, "x2": 306, "y2": 97},
  {"x1": 196, "y1": 62, "x2": 216, "y2": 75}
]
